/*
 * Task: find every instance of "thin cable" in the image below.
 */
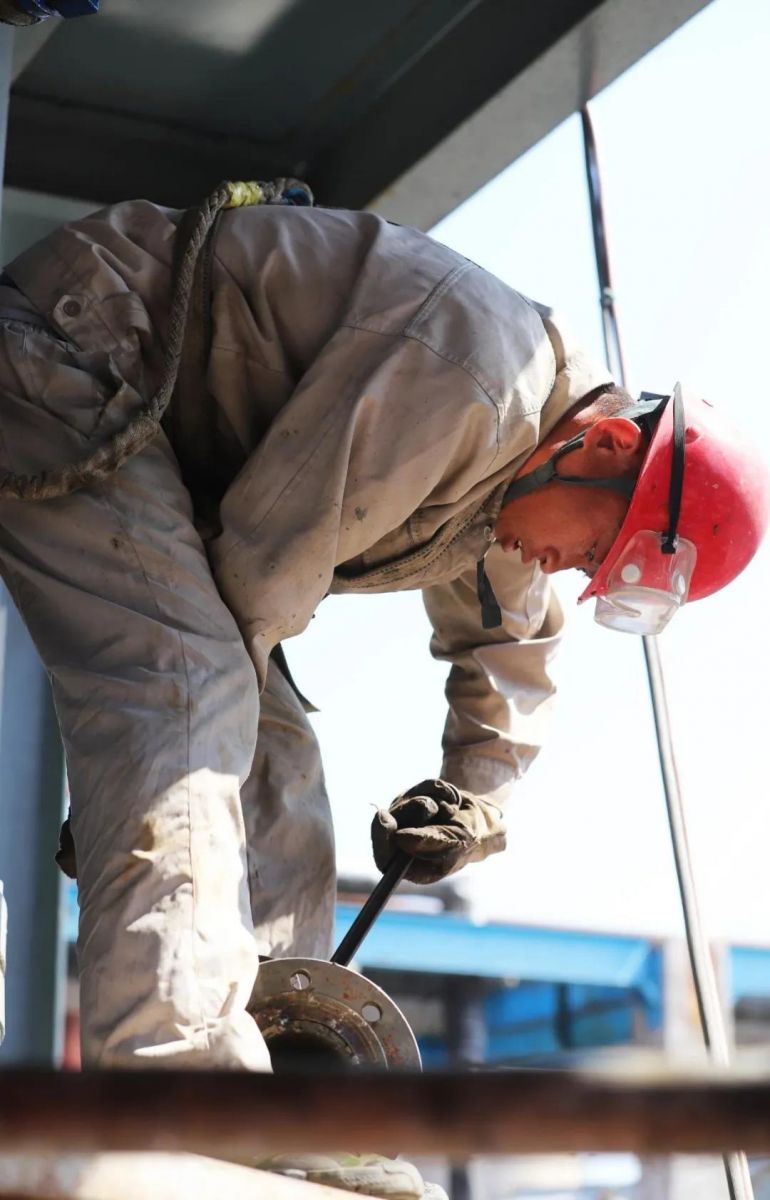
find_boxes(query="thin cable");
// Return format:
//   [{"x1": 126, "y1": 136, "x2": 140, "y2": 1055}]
[{"x1": 580, "y1": 104, "x2": 753, "y2": 1200}]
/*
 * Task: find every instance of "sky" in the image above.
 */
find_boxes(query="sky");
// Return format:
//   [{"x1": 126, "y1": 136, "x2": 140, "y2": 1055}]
[{"x1": 289, "y1": 0, "x2": 770, "y2": 946}]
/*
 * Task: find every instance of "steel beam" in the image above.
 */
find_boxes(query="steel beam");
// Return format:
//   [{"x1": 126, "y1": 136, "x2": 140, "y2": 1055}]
[
  {"x1": 3, "y1": 0, "x2": 714, "y2": 215},
  {"x1": 0, "y1": 589, "x2": 66, "y2": 1064},
  {"x1": 1, "y1": 35, "x2": 83, "y2": 1061},
  {"x1": 4, "y1": 93, "x2": 295, "y2": 208},
  {"x1": 368, "y1": 0, "x2": 712, "y2": 227},
  {"x1": 3, "y1": 1066, "x2": 770, "y2": 1157},
  {"x1": 0, "y1": 26, "x2": 9, "y2": 1056},
  {"x1": 11, "y1": 16, "x2": 61, "y2": 84}
]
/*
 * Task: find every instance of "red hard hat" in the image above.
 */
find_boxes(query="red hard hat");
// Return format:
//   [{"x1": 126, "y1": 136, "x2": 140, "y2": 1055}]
[{"x1": 580, "y1": 384, "x2": 770, "y2": 606}]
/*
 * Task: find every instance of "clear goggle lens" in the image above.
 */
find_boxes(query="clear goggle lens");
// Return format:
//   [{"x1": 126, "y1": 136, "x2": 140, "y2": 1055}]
[{"x1": 593, "y1": 530, "x2": 697, "y2": 636}]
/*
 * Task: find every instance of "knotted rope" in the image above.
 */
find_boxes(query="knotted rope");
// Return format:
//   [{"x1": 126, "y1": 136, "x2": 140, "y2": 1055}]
[{"x1": 0, "y1": 177, "x2": 313, "y2": 501}]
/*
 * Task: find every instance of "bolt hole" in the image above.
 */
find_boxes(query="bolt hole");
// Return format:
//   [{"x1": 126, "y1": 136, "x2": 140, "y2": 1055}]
[
  {"x1": 290, "y1": 970, "x2": 311, "y2": 991},
  {"x1": 362, "y1": 1002, "x2": 382, "y2": 1024}
]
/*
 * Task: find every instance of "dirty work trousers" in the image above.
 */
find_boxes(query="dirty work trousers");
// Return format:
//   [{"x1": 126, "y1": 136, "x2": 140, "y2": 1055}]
[{"x1": 0, "y1": 320, "x2": 336, "y2": 1067}]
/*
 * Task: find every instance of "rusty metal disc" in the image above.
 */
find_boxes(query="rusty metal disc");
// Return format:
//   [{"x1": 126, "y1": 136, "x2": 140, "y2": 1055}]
[{"x1": 249, "y1": 957, "x2": 421, "y2": 1072}]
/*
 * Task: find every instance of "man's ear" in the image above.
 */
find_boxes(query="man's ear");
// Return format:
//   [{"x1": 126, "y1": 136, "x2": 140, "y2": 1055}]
[{"x1": 582, "y1": 417, "x2": 643, "y2": 457}]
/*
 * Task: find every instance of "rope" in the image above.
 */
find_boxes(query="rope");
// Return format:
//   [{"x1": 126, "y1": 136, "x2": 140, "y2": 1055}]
[
  {"x1": 0, "y1": 177, "x2": 313, "y2": 502},
  {"x1": 580, "y1": 104, "x2": 753, "y2": 1200}
]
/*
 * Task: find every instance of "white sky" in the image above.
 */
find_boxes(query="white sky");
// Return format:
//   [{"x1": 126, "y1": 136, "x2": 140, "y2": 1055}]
[{"x1": 291, "y1": 0, "x2": 770, "y2": 946}]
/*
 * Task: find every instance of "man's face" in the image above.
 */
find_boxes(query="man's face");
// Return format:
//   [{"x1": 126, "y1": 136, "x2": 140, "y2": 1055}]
[
  {"x1": 493, "y1": 415, "x2": 646, "y2": 578},
  {"x1": 494, "y1": 481, "x2": 629, "y2": 577}
]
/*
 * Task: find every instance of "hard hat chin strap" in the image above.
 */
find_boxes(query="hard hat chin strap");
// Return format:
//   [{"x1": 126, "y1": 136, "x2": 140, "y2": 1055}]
[
  {"x1": 477, "y1": 393, "x2": 671, "y2": 632},
  {"x1": 501, "y1": 394, "x2": 669, "y2": 508},
  {"x1": 661, "y1": 386, "x2": 685, "y2": 554}
]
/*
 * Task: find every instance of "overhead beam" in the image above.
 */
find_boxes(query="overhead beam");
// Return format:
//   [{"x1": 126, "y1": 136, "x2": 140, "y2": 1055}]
[
  {"x1": 313, "y1": 0, "x2": 606, "y2": 209},
  {"x1": 4, "y1": 0, "x2": 713, "y2": 214},
  {"x1": 4, "y1": 94, "x2": 294, "y2": 208},
  {"x1": 11, "y1": 18, "x2": 61, "y2": 84},
  {"x1": 366, "y1": 0, "x2": 711, "y2": 228}
]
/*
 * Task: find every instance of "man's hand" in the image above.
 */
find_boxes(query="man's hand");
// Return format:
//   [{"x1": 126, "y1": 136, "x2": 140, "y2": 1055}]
[{"x1": 370, "y1": 778, "x2": 506, "y2": 884}]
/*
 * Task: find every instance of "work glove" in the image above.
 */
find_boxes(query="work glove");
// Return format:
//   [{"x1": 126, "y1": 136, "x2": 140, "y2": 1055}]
[{"x1": 371, "y1": 778, "x2": 506, "y2": 885}]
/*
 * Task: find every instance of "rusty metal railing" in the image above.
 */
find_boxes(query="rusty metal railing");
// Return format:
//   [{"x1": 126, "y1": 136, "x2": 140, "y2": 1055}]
[{"x1": 2, "y1": 1066, "x2": 770, "y2": 1159}]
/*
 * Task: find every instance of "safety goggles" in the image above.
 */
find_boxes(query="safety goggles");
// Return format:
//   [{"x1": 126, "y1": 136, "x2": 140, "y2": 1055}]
[
  {"x1": 589, "y1": 386, "x2": 689, "y2": 635},
  {"x1": 485, "y1": 390, "x2": 688, "y2": 635},
  {"x1": 592, "y1": 529, "x2": 697, "y2": 635}
]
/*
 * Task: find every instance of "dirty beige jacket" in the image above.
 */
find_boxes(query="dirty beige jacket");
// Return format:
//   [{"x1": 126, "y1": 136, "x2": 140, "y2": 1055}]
[{"x1": 7, "y1": 202, "x2": 612, "y2": 805}]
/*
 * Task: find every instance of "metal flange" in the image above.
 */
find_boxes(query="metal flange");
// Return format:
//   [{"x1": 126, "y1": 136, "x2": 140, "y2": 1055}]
[{"x1": 249, "y1": 957, "x2": 420, "y2": 1072}]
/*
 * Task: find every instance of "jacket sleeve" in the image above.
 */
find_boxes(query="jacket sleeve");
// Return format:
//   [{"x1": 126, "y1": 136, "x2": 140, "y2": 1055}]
[{"x1": 422, "y1": 541, "x2": 564, "y2": 807}]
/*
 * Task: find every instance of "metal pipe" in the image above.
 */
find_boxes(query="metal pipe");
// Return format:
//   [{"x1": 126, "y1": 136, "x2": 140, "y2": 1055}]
[{"x1": 2, "y1": 1067, "x2": 770, "y2": 1158}]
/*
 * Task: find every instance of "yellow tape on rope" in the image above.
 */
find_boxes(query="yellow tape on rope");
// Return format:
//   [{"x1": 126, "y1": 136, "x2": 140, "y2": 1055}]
[{"x1": 223, "y1": 181, "x2": 266, "y2": 209}]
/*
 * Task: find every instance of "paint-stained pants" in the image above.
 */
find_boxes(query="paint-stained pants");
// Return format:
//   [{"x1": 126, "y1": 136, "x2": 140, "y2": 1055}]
[{"x1": 0, "y1": 321, "x2": 335, "y2": 1067}]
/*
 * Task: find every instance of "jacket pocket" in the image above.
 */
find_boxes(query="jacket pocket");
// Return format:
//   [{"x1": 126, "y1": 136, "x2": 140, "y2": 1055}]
[
  {"x1": 0, "y1": 322, "x2": 145, "y2": 482},
  {"x1": 12, "y1": 323, "x2": 131, "y2": 441}
]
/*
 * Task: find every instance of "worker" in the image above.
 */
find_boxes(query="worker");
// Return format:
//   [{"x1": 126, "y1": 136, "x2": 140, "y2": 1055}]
[{"x1": 0, "y1": 187, "x2": 766, "y2": 1199}]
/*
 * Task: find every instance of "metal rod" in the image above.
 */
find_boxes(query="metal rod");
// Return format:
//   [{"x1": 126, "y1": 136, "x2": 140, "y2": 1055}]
[
  {"x1": 580, "y1": 102, "x2": 753, "y2": 1200},
  {"x1": 3, "y1": 1067, "x2": 770, "y2": 1158},
  {"x1": 331, "y1": 851, "x2": 411, "y2": 966},
  {"x1": 642, "y1": 639, "x2": 755, "y2": 1199}
]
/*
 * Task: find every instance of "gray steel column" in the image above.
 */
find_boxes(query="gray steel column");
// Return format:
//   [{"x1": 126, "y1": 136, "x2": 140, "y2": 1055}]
[
  {"x1": 0, "y1": 588, "x2": 66, "y2": 1064},
  {"x1": 0, "y1": 18, "x2": 9, "y2": 1057},
  {"x1": 0, "y1": 23, "x2": 67, "y2": 1064}
]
